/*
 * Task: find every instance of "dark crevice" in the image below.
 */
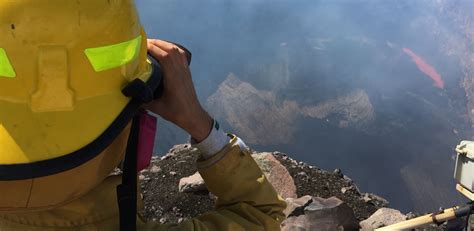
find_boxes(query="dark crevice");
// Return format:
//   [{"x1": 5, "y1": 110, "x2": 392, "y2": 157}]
[{"x1": 287, "y1": 199, "x2": 313, "y2": 218}]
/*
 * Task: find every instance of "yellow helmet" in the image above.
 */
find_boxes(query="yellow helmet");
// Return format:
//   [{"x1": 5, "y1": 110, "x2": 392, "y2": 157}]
[{"x1": 0, "y1": 0, "x2": 156, "y2": 210}]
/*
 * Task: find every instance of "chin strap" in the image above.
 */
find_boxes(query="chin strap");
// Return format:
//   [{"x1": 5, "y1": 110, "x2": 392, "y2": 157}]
[
  {"x1": 117, "y1": 54, "x2": 161, "y2": 231},
  {"x1": 117, "y1": 115, "x2": 140, "y2": 231},
  {"x1": 116, "y1": 54, "x2": 164, "y2": 231}
]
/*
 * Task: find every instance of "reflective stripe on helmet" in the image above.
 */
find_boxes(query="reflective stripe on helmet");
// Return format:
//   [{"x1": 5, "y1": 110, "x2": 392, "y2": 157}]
[
  {"x1": 0, "y1": 48, "x2": 16, "y2": 78},
  {"x1": 84, "y1": 35, "x2": 142, "y2": 72}
]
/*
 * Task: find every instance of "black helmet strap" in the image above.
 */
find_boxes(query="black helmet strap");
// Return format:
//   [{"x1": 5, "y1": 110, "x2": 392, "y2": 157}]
[
  {"x1": 117, "y1": 45, "x2": 191, "y2": 231},
  {"x1": 117, "y1": 114, "x2": 139, "y2": 231}
]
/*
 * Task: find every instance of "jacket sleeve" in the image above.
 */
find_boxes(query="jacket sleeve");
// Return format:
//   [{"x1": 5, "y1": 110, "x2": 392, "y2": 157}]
[{"x1": 139, "y1": 135, "x2": 287, "y2": 231}]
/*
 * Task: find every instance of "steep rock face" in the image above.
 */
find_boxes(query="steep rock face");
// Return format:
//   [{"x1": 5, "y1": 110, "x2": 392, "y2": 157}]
[
  {"x1": 207, "y1": 74, "x2": 375, "y2": 145},
  {"x1": 438, "y1": 0, "x2": 474, "y2": 133},
  {"x1": 419, "y1": 0, "x2": 474, "y2": 138},
  {"x1": 207, "y1": 73, "x2": 299, "y2": 145}
]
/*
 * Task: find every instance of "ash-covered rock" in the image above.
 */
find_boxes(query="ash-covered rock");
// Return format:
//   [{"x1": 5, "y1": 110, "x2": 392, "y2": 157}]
[
  {"x1": 178, "y1": 172, "x2": 206, "y2": 193},
  {"x1": 281, "y1": 196, "x2": 359, "y2": 231},
  {"x1": 359, "y1": 208, "x2": 407, "y2": 230},
  {"x1": 140, "y1": 144, "x2": 389, "y2": 226},
  {"x1": 139, "y1": 144, "x2": 213, "y2": 224},
  {"x1": 252, "y1": 152, "x2": 297, "y2": 199},
  {"x1": 272, "y1": 152, "x2": 385, "y2": 221}
]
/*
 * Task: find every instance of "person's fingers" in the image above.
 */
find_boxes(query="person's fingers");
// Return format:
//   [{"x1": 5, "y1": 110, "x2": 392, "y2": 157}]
[
  {"x1": 147, "y1": 41, "x2": 169, "y2": 61},
  {"x1": 147, "y1": 42, "x2": 178, "y2": 88},
  {"x1": 179, "y1": 50, "x2": 189, "y2": 66},
  {"x1": 148, "y1": 39, "x2": 172, "y2": 51},
  {"x1": 147, "y1": 39, "x2": 192, "y2": 96},
  {"x1": 147, "y1": 39, "x2": 169, "y2": 48},
  {"x1": 148, "y1": 39, "x2": 187, "y2": 65},
  {"x1": 148, "y1": 42, "x2": 182, "y2": 70},
  {"x1": 148, "y1": 39, "x2": 183, "y2": 54}
]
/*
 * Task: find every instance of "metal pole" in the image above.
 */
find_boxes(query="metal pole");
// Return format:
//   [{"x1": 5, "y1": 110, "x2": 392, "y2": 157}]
[{"x1": 376, "y1": 207, "x2": 459, "y2": 230}]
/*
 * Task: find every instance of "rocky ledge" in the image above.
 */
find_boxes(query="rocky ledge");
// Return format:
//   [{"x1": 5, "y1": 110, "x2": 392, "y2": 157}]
[{"x1": 139, "y1": 144, "x2": 450, "y2": 230}]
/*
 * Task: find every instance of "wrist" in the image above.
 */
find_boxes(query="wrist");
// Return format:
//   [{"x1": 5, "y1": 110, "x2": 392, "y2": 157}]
[
  {"x1": 191, "y1": 120, "x2": 230, "y2": 159},
  {"x1": 184, "y1": 110, "x2": 213, "y2": 142}
]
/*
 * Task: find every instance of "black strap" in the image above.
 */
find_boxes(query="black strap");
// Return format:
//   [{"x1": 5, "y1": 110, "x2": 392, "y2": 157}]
[
  {"x1": 116, "y1": 54, "x2": 165, "y2": 231},
  {"x1": 115, "y1": 46, "x2": 191, "y2": 231},
  {"x1": 115, "y1": 54, "x2": 167, "y2": 231},
  {"x1": 117, "y1": 115, "x2": 139, "y2": 231}
]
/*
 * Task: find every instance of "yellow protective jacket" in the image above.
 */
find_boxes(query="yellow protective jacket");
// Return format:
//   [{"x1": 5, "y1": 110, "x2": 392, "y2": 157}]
[{"x1": 0, "y1": 136, "x2": 287, "y2": 230}]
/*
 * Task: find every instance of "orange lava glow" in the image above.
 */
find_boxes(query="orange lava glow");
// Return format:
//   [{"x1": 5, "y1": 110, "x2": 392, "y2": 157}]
[{"x1": 403, "y1": 48, "x2": 445, "y2": 89}]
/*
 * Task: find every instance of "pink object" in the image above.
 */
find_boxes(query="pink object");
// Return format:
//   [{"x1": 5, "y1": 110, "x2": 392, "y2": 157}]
[
  {"x1": 403, "y1": 48, "x2": 445, "y2": 89},
  {"x1": 137, "y1": 110, "x2": 157, "y2": 172}
]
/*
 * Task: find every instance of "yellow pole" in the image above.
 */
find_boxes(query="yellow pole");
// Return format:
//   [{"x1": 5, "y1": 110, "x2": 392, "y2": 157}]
[{"x1": 375, "y1": 207, "x2": 458, "y2": 230}]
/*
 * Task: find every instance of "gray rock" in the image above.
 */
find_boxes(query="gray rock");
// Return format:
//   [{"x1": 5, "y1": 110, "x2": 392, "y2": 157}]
[
  {"x1": 360, "y1": 208, "x2": 407, "y2": 230},
  {"x1": 252, "y1": 152, "x2": 297, "y2": 199},
  {"x1": 343, "y1": 175, "x2": 354, "y2": 184},
  {"x1": 283, "y1": 195, "x2": 312, "y2": 218},
  {"x1": 405, "y1": 212, "x2": 417, "y2": 219},
  {"x1": 281, "y1": 196, "x2": 359, "y2": 231},
  {"x1": 341, "y1": 186, "x2": 355, "y2": 194},
  {"x1": 333, "y1": 169, "x2": 344, "y2": 178},
  {"x1": 297, "y1": 171, "x2": 308, "y2": 177},
  {"x1": 150, "y1": 165, "x2": 161, "y2": 173},
  {"x1": 169, "y1": 144, "x2": 192, "y2": 154},
  {"x1": 208, "y1": 192, "x2": 217, "y2": 201},
  {"x1": 160, "y1": 155, "x2": 171, "y2": 161},
  {"x1": 178, "y1": 172, "x2": 207, "y2": 193},
  {"x1": 160, "y1": 144, "x2": 194, "y2": 161},
  {"x1": 362, "y1": 193, "x2": 389, "y2": 207}
]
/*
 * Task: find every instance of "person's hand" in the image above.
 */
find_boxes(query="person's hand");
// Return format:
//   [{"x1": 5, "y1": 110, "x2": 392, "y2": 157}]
[{"x1": 145, "y1": 39, "x2": 213, "y2": 142}]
